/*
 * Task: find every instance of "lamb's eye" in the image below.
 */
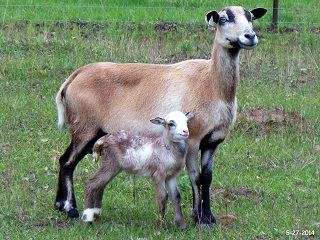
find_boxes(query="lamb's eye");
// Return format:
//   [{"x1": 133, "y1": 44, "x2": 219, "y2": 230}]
[
  {"x1": 168, "y1": 121, "x2": 176, "y2": 128},
  {"x1": 219, "y1": 17, "x2": 228, "y2": 24}
]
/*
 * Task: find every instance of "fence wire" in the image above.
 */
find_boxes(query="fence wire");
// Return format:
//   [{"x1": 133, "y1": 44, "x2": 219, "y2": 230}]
[{"x1": 1, "y1": 4, "x2": 320, "y2": 26}]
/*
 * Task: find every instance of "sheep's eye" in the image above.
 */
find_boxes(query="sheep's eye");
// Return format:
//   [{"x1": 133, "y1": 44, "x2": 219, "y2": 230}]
[
  {"x1": 168, "y1": 121, "x2": 176, "y2": 128},
  {"x1": 219, "y1": 17, "x2": 228, "y2": 24}
]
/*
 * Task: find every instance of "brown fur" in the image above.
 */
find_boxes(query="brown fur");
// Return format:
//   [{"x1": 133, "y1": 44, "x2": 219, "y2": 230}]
[{"x1": 59, "y1": 56, "x2": 236, "y2": 143}]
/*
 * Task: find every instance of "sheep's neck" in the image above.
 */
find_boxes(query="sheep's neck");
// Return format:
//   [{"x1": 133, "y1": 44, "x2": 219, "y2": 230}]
[
  {"x1": 210, "y1": 42, "x2": 240, "y2": 103},
  {"x1": 161, "y1": 138, "x2": 187, "y2": 160}
]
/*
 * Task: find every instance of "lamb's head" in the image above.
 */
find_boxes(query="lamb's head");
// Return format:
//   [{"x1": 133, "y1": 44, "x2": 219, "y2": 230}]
[
  {"x1": 150, "y1": 111, "x2": 194, "y2": 142},
  {"x1": 206, "y1": 6, "x2": 267, "y2": 50}
]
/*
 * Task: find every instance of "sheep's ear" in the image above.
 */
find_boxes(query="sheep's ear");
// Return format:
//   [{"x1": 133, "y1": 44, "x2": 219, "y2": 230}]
[
  {"x1": 150, "y1": 117, "x2": 165, "y2": 126},
  {"x1": 206, "y1": 10, "x2": 220, "y2": 26},
  {"x1": 185, "y1": 112, "x2": 194, "y2": 120},
  {"x1": 251, "y1": 8, "x2": 267, "y2": 20}
]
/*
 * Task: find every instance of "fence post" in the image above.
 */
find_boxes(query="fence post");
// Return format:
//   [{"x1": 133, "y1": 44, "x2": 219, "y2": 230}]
[{"x1": 272, "y1": 0, "x2": 279, "y2": 31}]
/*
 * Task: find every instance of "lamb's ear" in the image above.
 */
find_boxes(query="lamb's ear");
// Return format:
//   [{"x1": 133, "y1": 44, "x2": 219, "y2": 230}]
[
  {"x1": 185, "y1": 112, "x2": 194, "y2": 120},
  {"x1": 251, "y1": 8, "x2": 267, "y2": 20},
  {"x1": 206, "y1": 10, "x2": 220, "y2": 26},
  {"x1": 150, "y1": 117, "x2": 165, "y2": 126}
]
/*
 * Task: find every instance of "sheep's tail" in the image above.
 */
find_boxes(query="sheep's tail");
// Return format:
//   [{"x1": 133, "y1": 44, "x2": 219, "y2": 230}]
[
  {"x1": 55, "y1": 79, "x2": 70, "y2": 132},
  {"x1": 92, "y1": 138, "x2": 105, "y2": 164},
  {"x1": 56, "y1": 89, "x2": 65, "y2": 131},
  {"x1": 56, "y1": 72, "x2": 79, "y2": 131}
]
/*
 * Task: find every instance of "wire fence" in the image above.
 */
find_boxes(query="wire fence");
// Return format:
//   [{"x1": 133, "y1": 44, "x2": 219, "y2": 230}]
[{"x1": 1, "y1": 4, "x2": 320, "y2": 27}]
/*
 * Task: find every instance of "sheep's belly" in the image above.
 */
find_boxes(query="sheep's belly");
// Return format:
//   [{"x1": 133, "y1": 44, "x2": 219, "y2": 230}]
[{"x1": 122, "y1": 144, "x2": 154, "y2": 176}]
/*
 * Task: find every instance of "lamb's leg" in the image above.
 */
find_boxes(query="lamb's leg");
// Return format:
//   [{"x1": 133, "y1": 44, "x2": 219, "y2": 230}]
[
  {"x1": 166, "y1": 177, "x2": 187, "y2": 230},
  {"x1": 83, "y1": 166, "x2": 120, "y2": 223},
  {"x1": 153, "y1": 180, "x2": 168, "y2": 229}
]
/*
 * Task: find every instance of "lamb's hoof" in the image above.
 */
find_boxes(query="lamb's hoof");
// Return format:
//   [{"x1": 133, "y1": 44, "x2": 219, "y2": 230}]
[
  {"x1": 157, "y1": 219, "x2": 167, "y2": 230},
  {"x1": 175, "y1": 219, "x2": 187, "y2": 230},
  {"x1": 67, "y1": 209, "x2": 80, "y2": 220},
  {"x1": 82, "y1": 208, "x2": 101, "y2": 223},
  {"x1": 82, "y1": 215, "x2": 93, "y2": 224}
]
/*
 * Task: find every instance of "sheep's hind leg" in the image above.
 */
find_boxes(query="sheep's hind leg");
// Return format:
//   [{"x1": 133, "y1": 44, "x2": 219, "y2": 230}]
[
  {"x1": 54, "y1": 142, "x2": 81, "y2": 219},
  {"x1": 54, "y1": 142, "x2": 73, "y2": 212},
  {"x1": 54, "y1": 130, "x2": 106, "y2": 219}
]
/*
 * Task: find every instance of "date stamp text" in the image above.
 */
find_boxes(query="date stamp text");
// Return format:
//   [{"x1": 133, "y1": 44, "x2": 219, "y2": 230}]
[{"x1": 286, "y1": 230, "x2": 315, "y2": 236}]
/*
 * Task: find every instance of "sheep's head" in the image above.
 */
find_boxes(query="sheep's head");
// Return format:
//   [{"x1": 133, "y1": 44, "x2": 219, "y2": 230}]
[
  {"x1": 150, "y1": 111, "x2": 194, "y2": 142},
  {"x1": 206, "y1": 6, "x2": 267, "y2": 50}
]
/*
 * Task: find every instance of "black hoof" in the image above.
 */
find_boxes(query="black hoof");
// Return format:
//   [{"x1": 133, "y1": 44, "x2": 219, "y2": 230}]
[{"x1": 67, "y1": 209, "x2": 80, "y2": 219}]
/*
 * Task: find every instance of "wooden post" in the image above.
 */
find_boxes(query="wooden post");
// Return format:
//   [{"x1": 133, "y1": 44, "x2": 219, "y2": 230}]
[{"x1": 272, "y1": 0, "x2": 279, "y2": 31}]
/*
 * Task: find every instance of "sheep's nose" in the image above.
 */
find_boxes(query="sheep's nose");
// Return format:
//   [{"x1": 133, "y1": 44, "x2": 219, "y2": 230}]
[
  {"x1": 244, "y1": 33, "x2": 256, "y2": 41},
  {"x1": 182, "y1": 130, "x2": 189, "y2": 136}
]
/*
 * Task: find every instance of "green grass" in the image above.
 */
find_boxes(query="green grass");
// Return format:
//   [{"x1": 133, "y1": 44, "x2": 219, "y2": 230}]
[
  {"x1": 1, "y1": 0, "x2": 320, "y2": 27},
  {"x1": 1, "y1": 0, "x2": 320, "y2": 239}
]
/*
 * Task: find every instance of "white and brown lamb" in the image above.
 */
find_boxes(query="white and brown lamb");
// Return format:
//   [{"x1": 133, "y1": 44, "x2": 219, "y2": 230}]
[{"x1": 82, "y1": 111, "x2": 194, "y2": 230}]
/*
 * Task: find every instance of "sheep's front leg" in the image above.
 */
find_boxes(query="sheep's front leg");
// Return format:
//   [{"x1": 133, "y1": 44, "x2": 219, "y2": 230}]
[
  {"x1": 153, "y1": 180, "x2": 168, "y2": 229},
  {"x1": 166, "y1": 177, "x2": 187, "y2": 230},
  {"x1": 199, "y1": 138, "x2": 224, "y2": 226}
]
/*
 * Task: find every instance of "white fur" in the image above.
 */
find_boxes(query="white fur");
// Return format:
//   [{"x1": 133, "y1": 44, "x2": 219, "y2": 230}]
[
  {"x1": 82, "y1": 208, "x2": 102, "y2": 222},
  {"x1": 57, "y1": 97, "x2": 65, "y2": 131},
  {"x1": 63, "y1": 200, "x2": 72, "y2": 212}
]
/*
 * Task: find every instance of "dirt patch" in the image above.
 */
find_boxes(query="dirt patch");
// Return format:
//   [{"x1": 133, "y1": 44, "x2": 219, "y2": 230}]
[
  {"x1": 211, "y1": 186, "x2": 262, "y2": 201},
  {"x1": 244, "y1": 108, "x2": 298, "y2": 125},
  {"x1": 236, "y1": 108, "x2": 301, "y2": 135},
  {"x1": 279, "y1": 26, "x2": 320, "y2": 34},
  {"x1": 54, "y1": 220, "x2": 71, "y2": 230},
  {"x1": 154, "y1": 23, "x2": 177, "y2": 32}
]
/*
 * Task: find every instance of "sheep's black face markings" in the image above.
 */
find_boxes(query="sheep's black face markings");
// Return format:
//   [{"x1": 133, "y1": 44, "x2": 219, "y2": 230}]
[
  {"x1": 227, "y1": 40, "x2": 241, "y2": 50},
  {"x1": 217, "y1": 9, "x2": 235, "y2": 25},
  {"x1": 225, "y1": 9, "x2": 235, "y2": 23},
  {"x1": 245, "y1": 10, "x2": 252, "y2": 22}
]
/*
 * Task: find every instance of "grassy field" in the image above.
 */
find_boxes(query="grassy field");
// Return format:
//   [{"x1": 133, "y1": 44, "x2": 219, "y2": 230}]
[
  {"x1": 1, "y1": 0, "x2": 320, "y2": 26},
  {"x1": 1, "y1": 0, "x2": 320, "y2": 239}
]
